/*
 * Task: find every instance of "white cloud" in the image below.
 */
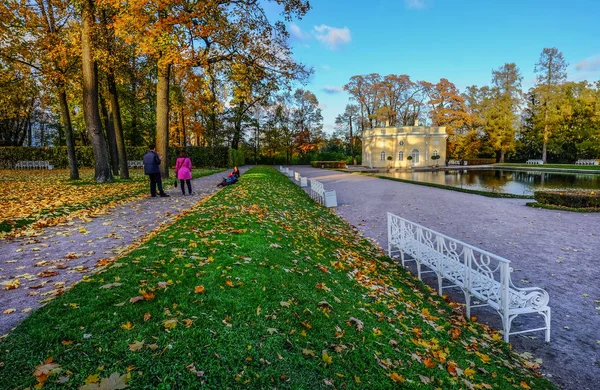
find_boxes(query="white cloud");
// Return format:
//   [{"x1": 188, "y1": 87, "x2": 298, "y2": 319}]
[
  {"x1": 404, "y1": 0, "x2": 426, "y2": 10},
  {"x1": 289, "y1": 23, "x2": 309, "y2": 40},
  {"x1": 321, "y1": 65, "x2": 332, "y2": 71},
  {"x1": 313, "y1": 24, "x2": 351, "y2": 50},
  {"x1": 575, "y1": 55, "x2": 600, "y2": 73},
  {"x1": 323, "y1": 86, "x2": 344, "y2": 94}
]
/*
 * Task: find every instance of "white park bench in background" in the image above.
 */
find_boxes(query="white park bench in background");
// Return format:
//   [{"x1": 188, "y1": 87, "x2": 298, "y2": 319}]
[
  {"x1": 127, "y1": 161, "x2": 144, "y2": 169},
  {"x1": 575, "y1": 159, "x2": 598, "y2": 166},
  {"x1": 387, "y1": 212, "x2": 551, "y2": 343},
  {"x1": 526, "y1": 159, "x2": 544, "y2": 165},
  {"x1": 15, "y1": 160, "x2": 53, "y2": 170}
]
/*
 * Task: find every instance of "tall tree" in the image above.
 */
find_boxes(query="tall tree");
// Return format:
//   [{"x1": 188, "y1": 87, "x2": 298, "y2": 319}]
[
  {"x1": 485, "y1": 63, "x2": 522, "y2": 162},
  {"x1": 0, "y1": 0, "x2": 80, "y2": 178},
  {"x1": 81, "y1": 0, "x2": 113, "y2": 182},
  {"x1": 427, "y1": 78, "x2": 471, "y2": 158},
  {"x1": 334, "y1": 104, "x2": 360, "y2": 165},
  {"x1": 534, "y1": 47, "x2": 568, "y2": 163},
  {"x1": 291, "y1": 89, "x2": 323, "y2": 157}
]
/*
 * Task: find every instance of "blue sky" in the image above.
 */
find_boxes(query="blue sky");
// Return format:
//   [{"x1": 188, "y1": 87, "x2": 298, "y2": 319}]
[{"x1": 280, "y1": 0, "x2": 600, "y2": 134}]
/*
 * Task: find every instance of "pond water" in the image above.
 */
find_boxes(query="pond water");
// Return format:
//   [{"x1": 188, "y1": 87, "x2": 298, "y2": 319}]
[{"x1": 376, "y1": 169, "x2": 600, "y2": 196}]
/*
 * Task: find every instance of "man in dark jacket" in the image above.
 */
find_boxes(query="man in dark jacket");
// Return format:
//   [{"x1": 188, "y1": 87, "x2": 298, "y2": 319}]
[{"x1": 143, "y1": 144, "x2": 169, "y2": 197}]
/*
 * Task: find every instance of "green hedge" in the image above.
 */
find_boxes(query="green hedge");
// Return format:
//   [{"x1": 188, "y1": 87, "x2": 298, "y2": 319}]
[
  {"x1": 534, "y1": 190, "x2": 600, "y2": 208},
  {"x1": 466, "y1": 158, "x2": 496, "y2": 165},
  {"x1": 0, "y1": 146, "x2": 234, "y2": 169},
  {"x1": 310, "y1": 161, "x2": 347, "y2": 169}
]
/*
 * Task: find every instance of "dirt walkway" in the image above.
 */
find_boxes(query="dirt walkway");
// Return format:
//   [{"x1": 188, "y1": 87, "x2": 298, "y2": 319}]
[
  {"x1": 289, "y1": 166, "x2": 600, "y2": 390},
  {"x1": 0, "y1": 168, "x2": 248, "y2": 336}
]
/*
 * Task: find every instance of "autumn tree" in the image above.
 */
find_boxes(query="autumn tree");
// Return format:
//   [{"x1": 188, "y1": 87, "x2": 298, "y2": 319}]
[
  {"x1": 426, "y1": 78, "x2": 471, "y2": 158},
  {"x1": 534, "y1": 47, "x2": 568, "y2": 163},
  {"x1": 0, "y1": 0, "x2": 80, "y2": 178},
  {"x1": 334, "y1": 104, "x2": 360, "y2": 165},
  {"x1": 80, "y1": 0, "x2": 113, "y2": 182},
  {"x1": 291, "y1": 89, "x2": 323, "y2": 158},
  {"x1": 107, "y1": 0, "x2": 310, "y2": 177}
]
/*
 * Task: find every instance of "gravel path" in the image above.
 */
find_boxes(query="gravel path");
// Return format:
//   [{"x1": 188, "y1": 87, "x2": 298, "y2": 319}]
[
  {"x1": 289, "y1": 166, "x2": 600, "y2": 390},
  {"x1": 0, "y1": 168, "x2": 248, "y2": 336}
]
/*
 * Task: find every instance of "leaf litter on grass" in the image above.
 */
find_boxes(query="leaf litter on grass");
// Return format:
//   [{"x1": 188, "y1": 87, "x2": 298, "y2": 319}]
[{"x1": 0, "y1": 167, "x2": 555, "y2": 389}]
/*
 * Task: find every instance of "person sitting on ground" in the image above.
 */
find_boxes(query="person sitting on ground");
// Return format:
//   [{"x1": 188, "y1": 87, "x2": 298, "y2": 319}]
[
  {"x1": 175, "y1": 150, "x2": 193, "y2": 195},
  {"x1": 143, "y1": 143, "x2": 169, "y2": 197},
  {"x1": 231, "y1": 166, "x2": 240, "y2": 178},
  {"x1": 217, "y1": 167, "x2": 240, "y2": 187}
]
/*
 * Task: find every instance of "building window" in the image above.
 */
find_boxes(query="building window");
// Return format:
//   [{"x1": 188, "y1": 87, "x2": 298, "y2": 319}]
[
  {"x1": 398, "y1": 151, "x2": 404, "y2": 161},
  {"x1": 411, "y1": 149, "x2": 420, "y2": 163},
  {"x1": 380, "y1": 151, "x2": 386, "y2": 161},
  {"x1": 381, "y1": 129, "x2": 386, "y2": 135},
  {"x1": 433, "y1": 150, "x2": 439, "y2": 157},
  {"x1": 399, "y1": 141, "x2": 404, "y2": 146}
]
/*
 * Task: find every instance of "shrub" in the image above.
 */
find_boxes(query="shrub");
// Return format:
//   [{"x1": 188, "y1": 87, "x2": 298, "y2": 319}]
[
  {"x1": 466, "y1": 158, "x2": 496, "y2": 165},
  {"x1": 310, "y1": 161, "x2": 347, "y2": 169},
  {"x1": 534, "y1": 190, "x2": 600, "y2": 209}
]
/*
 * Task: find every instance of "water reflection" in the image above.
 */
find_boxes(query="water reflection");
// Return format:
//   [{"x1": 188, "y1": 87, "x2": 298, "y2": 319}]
[{"x1": 378, "y1": 169, "x2": 600, "y2": 195}]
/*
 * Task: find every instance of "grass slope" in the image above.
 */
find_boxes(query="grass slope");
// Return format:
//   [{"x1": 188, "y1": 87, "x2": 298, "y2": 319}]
[{"x1": 0, "y1": 167, "x2": 554, "y2": 389}]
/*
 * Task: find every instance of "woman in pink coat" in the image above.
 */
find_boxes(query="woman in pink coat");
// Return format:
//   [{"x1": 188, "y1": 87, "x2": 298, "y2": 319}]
[{"x1": 175, "y1": 150, "x2": 193, "y2": 195}]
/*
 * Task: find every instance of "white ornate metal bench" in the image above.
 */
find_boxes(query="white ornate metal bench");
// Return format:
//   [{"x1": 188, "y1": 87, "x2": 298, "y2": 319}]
[
  {"x1": 387, "y1": 212, "x2": 551, "y2": 342},
  {"x1": 127, "y1": 160, "x2": 144, "y2": 169},
  {"x1": 575, "y1": 159, "x2": 598, "y2": 166},
  {"x1": 526, "y1": 159, "x2": 544, "y2": 165}
]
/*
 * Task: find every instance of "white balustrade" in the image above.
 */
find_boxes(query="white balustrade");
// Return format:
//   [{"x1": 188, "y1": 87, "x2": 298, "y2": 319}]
[
  {"x1": 387, "y1": 212, "x2": 551, "y2": 343},
  {"x1": 526, "y1": 159, "x2": 544, "y2": 165},
  {"x1": 278, "y1": 168, "x2": 337, "y2": 208}
]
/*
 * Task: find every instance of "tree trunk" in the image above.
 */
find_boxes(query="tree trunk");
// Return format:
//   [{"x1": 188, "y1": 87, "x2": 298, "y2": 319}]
[
  {"x1": 542, "y1": 121, "x2": 548, "y2": 163},
  {"x1": 349, "y1": 117, "x2": 356, "y2": 166},
  {"x1": 500, "y1": 149, "x2": 505, "y2": 163},
  {"x1": 181, "y1": 107, "x2": 186, "y2": 147},
  {"x1": 100, "y1": 91, "x2": 119, "y2": 175},
  {"x1": 156, "y1": 61, "x2": 171, "y2": 178},
  {"x1": 58, "y1": 86, "x2": 79, "y2": 180},
  {"x1": 107, "y1": 71, "x2": 129, "y2": 179},
  {"x1": 81, "y1": 0, "x2": 112, "y2": 182}
]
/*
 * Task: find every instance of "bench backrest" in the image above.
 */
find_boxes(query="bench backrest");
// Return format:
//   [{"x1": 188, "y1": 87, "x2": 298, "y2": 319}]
[{"x1": 388, "y1": 213, "x2": 511, "y2": 307}]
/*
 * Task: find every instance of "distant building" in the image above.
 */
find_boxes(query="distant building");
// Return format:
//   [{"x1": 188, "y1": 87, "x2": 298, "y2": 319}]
[{"x1": 361, "y1": 120, "x2": 447, "y2": 168}]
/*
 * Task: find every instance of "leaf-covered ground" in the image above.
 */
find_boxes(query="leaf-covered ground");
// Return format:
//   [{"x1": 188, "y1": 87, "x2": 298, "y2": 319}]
[
  {"x1": 0, "y1": 168, "x2": 220, "y2": 236},
  {"x1": 0, "y1": 167, "x2": 555, "y2": 389}
]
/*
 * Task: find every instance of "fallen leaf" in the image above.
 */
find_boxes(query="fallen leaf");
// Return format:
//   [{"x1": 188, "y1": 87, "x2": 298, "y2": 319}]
[
  {"x1": 389, "y1": 372, "x2": 406, "y2": 383},
  {"x1": 194, "y1": 285, "x2": 205, "y2": 294},
  {"x1": 322, "y1": 352, "x2": 333, "y2": 365},
  {"x1": 348, "y1": 317, "x2": 363, "y2": 331},
  {"x1": 163, "y1": 319, "x2": 177, "y2": 329},
  {"x1": 121, "y1": 322, "x2": 134, "y2": 331},
  {"x1": 128, "y1": 340, "x2": 144, "y2": 351}
]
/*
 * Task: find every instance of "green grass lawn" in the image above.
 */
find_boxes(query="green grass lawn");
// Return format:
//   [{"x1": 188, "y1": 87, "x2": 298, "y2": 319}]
[
  {"x1": 0, "y1": 167, "x2": 554, "y2": 389},
  {"x1": 495, "y1": 163, "x2": 600, "y2": 171}
]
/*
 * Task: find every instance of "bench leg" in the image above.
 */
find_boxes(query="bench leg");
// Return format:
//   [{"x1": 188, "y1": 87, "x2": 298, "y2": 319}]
[
  {"x1": 544, "y1": 308, "x2": 551, "y2": 342},
  {"x1": 464, "y1": 291, "x2": 471, "y2": 319}
]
